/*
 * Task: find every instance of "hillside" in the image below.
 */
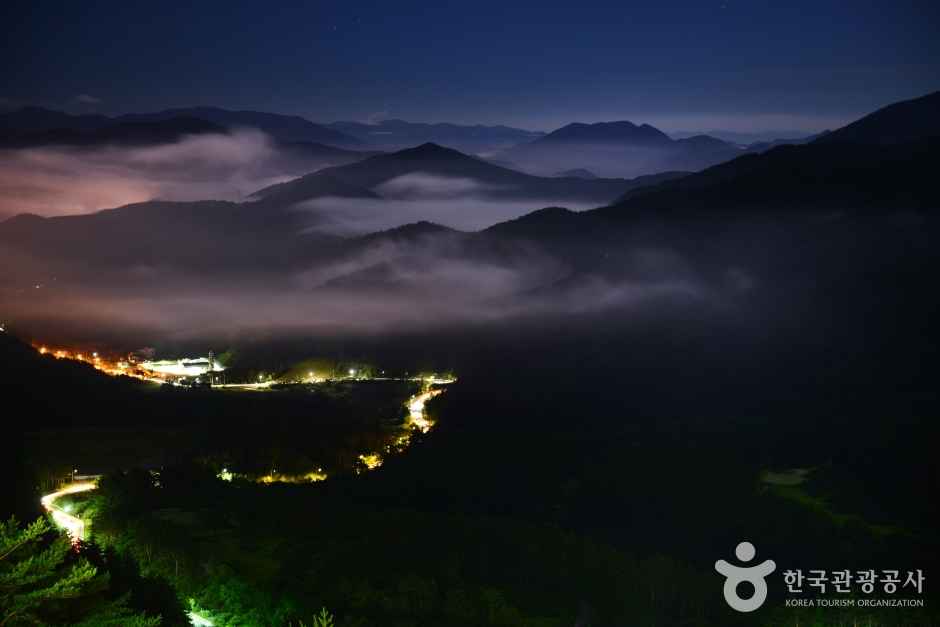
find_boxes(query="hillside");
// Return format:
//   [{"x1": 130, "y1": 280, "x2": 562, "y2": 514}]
[
  {"x1": 598, "y1": 141, "x2": 939, "y2": 217},
  {"x1": 251, "y1": 142, "x2": 677, "y2": 206},
  {"x1": 585, "y1": 92, "x2": 940, "y2": 216},
  {"x1": 818, "y1": 90, "x2": 940, "y2": 145}
]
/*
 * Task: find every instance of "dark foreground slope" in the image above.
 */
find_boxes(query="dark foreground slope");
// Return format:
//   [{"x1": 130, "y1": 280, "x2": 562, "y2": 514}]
[{"x1": 342, "y1": 208, "x2": 940, "y2": 626}]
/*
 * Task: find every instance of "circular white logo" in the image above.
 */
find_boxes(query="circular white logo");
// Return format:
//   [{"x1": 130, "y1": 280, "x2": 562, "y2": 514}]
[{"x1": 715, "y1": 541, "x2": 776, "y2": 612}]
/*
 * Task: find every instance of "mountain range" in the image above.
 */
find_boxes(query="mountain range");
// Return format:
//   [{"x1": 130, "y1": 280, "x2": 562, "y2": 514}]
[
  {"x1": 328, "y1": 119, "x2": 543, "y2": 153},
  {"x1": 118, "y1": 107, "x2": 360, "y2": 146},
  {"x1": 0, "y1": 115, "x2": 225, "y2": 148},
  {"x1": 0, "y1": 107, "x2": 542, "y2": 154},
  {"x1": 249, "y1": 142, "x2": 679, "y2": 207},
  {"x1": 496, "y1": 120, "x2": 743, "y2": 178},
  {"x1": 1, "y1": 106, "x2": 819, "y2": 179},
  {"x1": 2, "y1": 90, "x2": 937, "y2": 321},
  {"x1": 0, "y1": 141, "x2": 678, "y2": 282},
  {"x1": 597, "y1": 90, "x2": 940, "y2": 216},
  {"x1": 0, "y1": 106, "x2": 361, "y2": 148}
]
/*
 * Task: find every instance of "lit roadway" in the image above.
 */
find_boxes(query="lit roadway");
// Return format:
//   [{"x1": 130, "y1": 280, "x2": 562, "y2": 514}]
[
  {"x1": 41, "y1": 482, "x2": 215, "y2": 626},
  {"x1": 40, "y1": 482, "x2": 97, "y2": 542},
  {"x1": 407, "y1": 388, "x2": 443, "y2": 432}
]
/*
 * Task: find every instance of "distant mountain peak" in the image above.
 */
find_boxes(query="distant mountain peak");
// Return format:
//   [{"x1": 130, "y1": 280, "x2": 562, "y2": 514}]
[
  {"x1": 595, "y1": 91, "x2": 940, "y2": 216},
  {"x1": 248, "y1": 140, "x2": 651, "y2": 208},
  {"x1": 678, "y1": 134, "x2": 732, "y2": 147},
  {"x1": 408, "y1": 141, "x2": 456, "y2": 152},
  {"x1": 555, "y1": 168, "x2": 598, "y2": 179},
  {"x1": 544, "y1": 120, "x2": 672, "y2": 145},
  {"x1": 497, "y1": 119, "x2": 738, "y2": 178},
  {"x1": 359, "y1": 220, "x2": 458, "y2": 242},
  {"x1": 376, "y1": 142, "x2": 484, "y2": 164}
]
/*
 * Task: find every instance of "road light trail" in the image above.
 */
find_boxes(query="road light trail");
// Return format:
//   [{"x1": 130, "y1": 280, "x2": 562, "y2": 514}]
[
  {"x1": 407, "y1": 388, "x2": 442, "y2": 433},
  {"x1": 40, "y1": 482, "x2": 97, "y2": 542},
  {"x1": 41, "y1": 482, "x2": 216, "y2": 626}
]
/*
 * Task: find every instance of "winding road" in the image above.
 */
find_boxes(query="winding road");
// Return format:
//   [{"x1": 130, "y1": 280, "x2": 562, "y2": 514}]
[{"x1": 40, "y1": 481, "x2": 97, "y2": 542}]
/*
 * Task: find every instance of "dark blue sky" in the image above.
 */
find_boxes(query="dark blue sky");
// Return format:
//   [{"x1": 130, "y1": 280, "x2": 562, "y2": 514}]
[{"x1": 6, "y1": 0, "x2": 939, "y2": 134}]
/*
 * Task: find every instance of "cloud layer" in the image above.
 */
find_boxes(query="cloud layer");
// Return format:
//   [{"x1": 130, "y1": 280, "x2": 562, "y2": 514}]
[
  {"x1": 0, "y1": 130, "x2": 309, "y2": 217},
  {"x1": 296, "y1": 172, "x2": 596, "y2": 234}
]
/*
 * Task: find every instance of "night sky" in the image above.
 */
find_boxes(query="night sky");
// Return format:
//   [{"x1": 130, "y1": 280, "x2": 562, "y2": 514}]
[{"x1": 6, "y1": 0, "x2": 939, "y2": 134}]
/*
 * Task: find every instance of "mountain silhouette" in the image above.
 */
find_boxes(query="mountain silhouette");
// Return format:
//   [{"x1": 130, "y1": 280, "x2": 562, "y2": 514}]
[
  {"x1": 280, "y1": 141, "x2": 382, "y2": 163},
  {"x1": 0, "y1": 106, "x2": 112, "y2": 132},
  {"x1": 539, "y1": 121, "x2": 672, "y2": 145},
  {"x1": 4, "y1": 91, "x2": 939, "y2": 305},
  {"x1": 555, "y1": 168, "x2": 597, "y2": 179},
  {"x1": 0, "y1": 200, "x2": 342, "y2": 278},
  {"x1": 744, "y1": 131, "x2": 829, "y2": 154},
  {"x1": 356, "y1": 220, "x2": 458, "y2": 244},
  {"x1": 497, "y1": 120, "x2": 741, "y2": 178},
  {"x1": 328, "y1": 119, "x2": 543, "y2": 153},
  {"x1": 119, "y1": 107, "x2": 360, "y2": 147},
  {"x1": 0, "y1": 143, "x2": 676, "y2": 287},
  {"x1": 0, "y1": 116, "x2": 225, "y2": 148},
  {"x1": 251, "y1": 142, "x2": 681, "y2": 206},
  {"x1": 818, "y1": 90, "x2": 940, "y2": 145},
  {"x1": 248, "y1": 172, "x2": 381, "y2": 207},
  {"x1": 483, "y1": 206, "x2": 584, "y2": 239},
  {"x1": 594, "y1": 92, "x2": 940, "y2": 216},
  {"x1": 0, "y1": 105, "x2": 361, "y2": 148},
  {"x1": 470, "y1": 91, "x2": 940, "y2": 239}
]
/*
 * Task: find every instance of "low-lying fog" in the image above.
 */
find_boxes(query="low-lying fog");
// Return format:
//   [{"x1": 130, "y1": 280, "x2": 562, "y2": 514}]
[
  {"x1": 0, "y1": 131, "x2": 598, "y2": 232},
  {"x1": 0, "y1": 130, "x2": 313, "y2": 217},
  {"x1": 0, "y1": 221, "x2": 719, "y2": 345},
  {"x1": 2, "y1": 128, "x2": 933, "y2": 358},
  {"x1": 296, "y1": 191, "x2": 595, "y2": 237},
  {"x1": 7, "y1": 209, "x2": 931, "y2": 375}
]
